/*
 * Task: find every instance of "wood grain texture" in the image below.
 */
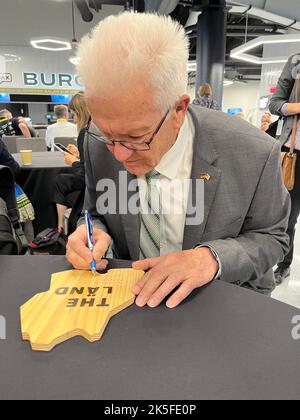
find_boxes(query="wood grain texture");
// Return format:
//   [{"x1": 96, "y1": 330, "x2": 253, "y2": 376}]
[{"x1": 21, "y1": 268, "x2": 144, "y2": 352}]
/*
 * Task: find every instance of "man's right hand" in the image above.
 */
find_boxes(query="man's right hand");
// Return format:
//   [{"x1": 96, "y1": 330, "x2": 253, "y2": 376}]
[{"x1": 66, "y1": 225, "x2": 111, "y2": 271}]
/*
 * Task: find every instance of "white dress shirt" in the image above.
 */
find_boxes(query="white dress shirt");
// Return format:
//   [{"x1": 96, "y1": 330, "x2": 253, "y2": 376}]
[
  {"x1": 45, "y1": 119, "x2": 78, "y2": 151},
  {"x1": 137, "y1": 113, "x2": 195, "y2": 255}
]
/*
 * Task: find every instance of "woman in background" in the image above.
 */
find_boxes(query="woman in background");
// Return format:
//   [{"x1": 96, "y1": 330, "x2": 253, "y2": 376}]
[
  {"x1": 269, "y1": 54, "x2": 300, "y2": 285},
  {"x1": 193, "y1": 83, "x2": 220, "y2": 111},
  {"x1": 55, "y1": 92, "x2": 90, "y2": 233}
]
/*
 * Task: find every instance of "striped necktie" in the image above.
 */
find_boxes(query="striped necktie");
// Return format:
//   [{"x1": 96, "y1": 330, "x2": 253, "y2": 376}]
[{"x1": 139, "y1": 170, "x2": 161, "y2": 259}]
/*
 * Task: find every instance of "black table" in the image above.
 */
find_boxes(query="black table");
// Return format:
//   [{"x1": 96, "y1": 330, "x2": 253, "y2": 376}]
[
  {"x1": 14, "y1": 152, "x2": 72, "y2": 234},
  {"x1": 1, "y1": 256, "x2": 300, "y2": 400}
]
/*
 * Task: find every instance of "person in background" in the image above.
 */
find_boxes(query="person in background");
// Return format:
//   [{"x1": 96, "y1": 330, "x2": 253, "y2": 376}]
[
  {"x1": 193, "y1": 84, "x2": 220, "y2": 111},
  {"x1": 0, "y1": 109, "x2": 32, "y2": 138},
  {"x1": 0, "y1": 137, "x2": 35, "y2": 241},
  {"x1": 54, "y1": 92, "x2": 90, "y2": 232},
  {"x1": 45, "y1": 104, "x2": 77, "y2": 151},
  {"x1": 269, "y1": 54, "x2": 300, "y2": 285}
]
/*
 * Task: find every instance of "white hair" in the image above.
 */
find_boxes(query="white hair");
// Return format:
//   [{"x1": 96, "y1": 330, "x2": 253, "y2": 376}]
[{"x1": 76, "y1": 12, "x2": 189, "y2": 112}]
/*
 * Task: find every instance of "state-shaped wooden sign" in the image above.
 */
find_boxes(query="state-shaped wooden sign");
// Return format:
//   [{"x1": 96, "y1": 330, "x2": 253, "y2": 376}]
[{"x1": 21, "y1": 268, "x2": 145, "y2": 352}]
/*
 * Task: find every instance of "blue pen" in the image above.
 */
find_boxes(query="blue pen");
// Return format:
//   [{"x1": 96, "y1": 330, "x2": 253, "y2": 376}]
[{"x1": 85, "y1": 210, "x2": 97, "y2": 275}]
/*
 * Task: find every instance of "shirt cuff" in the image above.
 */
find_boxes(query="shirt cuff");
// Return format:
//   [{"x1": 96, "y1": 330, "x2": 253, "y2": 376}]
[
  {"x1": 281, "y1": 103, "x2": 288, "y2": 116},
  {"x1": 194, "y1": 244, "x2": 222, "y2": 280}
]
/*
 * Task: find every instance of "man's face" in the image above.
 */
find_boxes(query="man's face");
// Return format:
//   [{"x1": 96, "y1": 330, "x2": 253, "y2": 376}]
[{"x1": 87, "y1": 83, "x2": 190, "y2": 177}]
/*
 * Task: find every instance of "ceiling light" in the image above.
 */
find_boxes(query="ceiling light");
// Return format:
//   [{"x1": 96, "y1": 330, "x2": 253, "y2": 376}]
[
  {"x1": 69, "y1": 57, "x2": 80, "y2": 65},
  {"x1": 224, "y1": 80, "x2": 234, "y2": 86},
  {"x1": 31, "y1": 39, "x2": 72, "y2": 52},
  {"x1": 248, "y1": 7, "x2": 293, "y2": 27},
  {"x1": 230, "y1": 34, "x2": 300, "y2": 65}
]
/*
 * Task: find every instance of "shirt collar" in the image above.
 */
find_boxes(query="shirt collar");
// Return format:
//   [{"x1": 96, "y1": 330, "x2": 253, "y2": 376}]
[
  {"x1": 57, "y1": 119, "x2": 68, "y2": 123},
  {"x1": 155, "y1": 113, "x2": 193, "y2": 180}
]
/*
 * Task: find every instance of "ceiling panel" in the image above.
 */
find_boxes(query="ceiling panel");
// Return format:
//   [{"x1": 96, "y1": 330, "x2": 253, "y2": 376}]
[{"x1": 0, "y1": 0, "x2": 123, "y2": 47}]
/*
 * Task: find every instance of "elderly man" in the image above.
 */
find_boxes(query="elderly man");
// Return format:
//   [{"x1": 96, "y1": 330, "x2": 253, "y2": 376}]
[{"x1": 67, "y1": 13, "x2": 290, "y2": 308}]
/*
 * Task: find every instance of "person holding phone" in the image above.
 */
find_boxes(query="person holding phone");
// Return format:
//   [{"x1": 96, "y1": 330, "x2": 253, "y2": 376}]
[{"x1": 54, "y1": 93, "x2": 90, "y2": 232}]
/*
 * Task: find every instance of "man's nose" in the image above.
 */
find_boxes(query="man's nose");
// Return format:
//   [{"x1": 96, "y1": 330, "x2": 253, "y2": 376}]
[{"x1": 112, "y1": 143, "x2": 134, "y2": 162}]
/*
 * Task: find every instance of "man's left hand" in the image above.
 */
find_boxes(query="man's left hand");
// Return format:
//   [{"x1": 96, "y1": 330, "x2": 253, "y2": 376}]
[{"x1": 132, "y1": 247, "x2": 219, "y2": 309}]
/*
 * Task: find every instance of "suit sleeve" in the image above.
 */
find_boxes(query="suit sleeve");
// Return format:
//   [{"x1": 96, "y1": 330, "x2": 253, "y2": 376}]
[
  {"x1": 77, "y1": 136, "x2": 109, "y2": 233},
  {"x1": 201, "y1": 141, "x2": 290, "y2": 288},
  {"x1": 269, "y1": 56, "x2": 297, "y2": 116}
]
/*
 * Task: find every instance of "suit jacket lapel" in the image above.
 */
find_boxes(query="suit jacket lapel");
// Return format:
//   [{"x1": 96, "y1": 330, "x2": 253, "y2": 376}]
[{"x1": 183, "y1": 107, "x2": 222, "y2": 250}]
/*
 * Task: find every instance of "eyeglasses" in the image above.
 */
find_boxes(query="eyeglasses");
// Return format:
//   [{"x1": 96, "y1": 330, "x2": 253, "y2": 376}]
[{"x1": 86, "y1": 109, "x2": 170, "y2": 152}]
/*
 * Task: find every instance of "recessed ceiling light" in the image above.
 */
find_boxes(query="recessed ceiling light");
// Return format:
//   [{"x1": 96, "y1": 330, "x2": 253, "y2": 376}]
[
  {"x1": 230, "y1": 35, "x2": 300, "y2": 65},
  {"x1": 69, "y1": 57, "x2": 80, "y2": 65},
  {"x1": 31, "y1": 39, "x2": 72, "y2": 52}
]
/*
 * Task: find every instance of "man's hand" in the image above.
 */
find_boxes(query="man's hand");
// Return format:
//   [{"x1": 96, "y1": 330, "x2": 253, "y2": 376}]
[
  {"x1": 132, "y1": 248, "x2": 219, "y2": 309},
  {"x1": 67, "y1": 225, "x2": 111, "y2": 271}
]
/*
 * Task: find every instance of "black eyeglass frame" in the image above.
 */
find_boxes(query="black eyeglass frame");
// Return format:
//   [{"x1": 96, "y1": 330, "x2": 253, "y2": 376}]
[{"x1": 86, "y1": 109, "x2": 170, "y2": 152}]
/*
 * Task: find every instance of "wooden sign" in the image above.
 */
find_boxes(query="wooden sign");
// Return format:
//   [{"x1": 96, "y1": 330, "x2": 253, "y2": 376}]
[{"x1": 21, "y1": 268, "x2": 144, "y2": 352}]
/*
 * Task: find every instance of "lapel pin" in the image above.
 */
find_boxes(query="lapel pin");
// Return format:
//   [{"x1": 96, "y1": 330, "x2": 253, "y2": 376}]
[{"x1": 200, "y1": 173, "x2": 211, "y2": 181}]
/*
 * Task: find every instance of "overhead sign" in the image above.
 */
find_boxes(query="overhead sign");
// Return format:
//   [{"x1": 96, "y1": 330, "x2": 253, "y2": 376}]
[{"x1": 0, "y1": 46, "x2": 83, "y2": 94}]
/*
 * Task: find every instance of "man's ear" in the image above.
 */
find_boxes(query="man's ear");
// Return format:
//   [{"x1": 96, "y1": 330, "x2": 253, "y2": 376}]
[{"x1": 173, "y1": 95, "x2": 190, "y2": 129}]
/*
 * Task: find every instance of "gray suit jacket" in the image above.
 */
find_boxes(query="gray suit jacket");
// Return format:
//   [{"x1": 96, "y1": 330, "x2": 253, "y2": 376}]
[
  {"x1": 81, "y1": 106, "x2": 290, "y2": 295},
  {"x1": 269, "y1": 54, "x2": 300, "y2": 146}
]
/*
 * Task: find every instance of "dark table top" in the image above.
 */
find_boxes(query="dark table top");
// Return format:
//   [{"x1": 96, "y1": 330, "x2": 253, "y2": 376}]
[
  {"x1": 0, "y1": 255, "x2": 300, "y2": 400},
  {"x1": 13, "y1": 152, "x2": 68, "y2": 169},
  {"x1": 15, "y1": 153, "x2": 72, "y2": 234}
]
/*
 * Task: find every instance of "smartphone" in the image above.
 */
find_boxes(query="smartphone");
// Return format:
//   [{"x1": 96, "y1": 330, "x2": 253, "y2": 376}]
[{"x1": 54, "y1": 143, "x2": 74, "y2": 155}]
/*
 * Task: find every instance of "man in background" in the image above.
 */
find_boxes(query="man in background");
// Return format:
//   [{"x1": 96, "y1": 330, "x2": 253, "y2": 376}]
[
  {"x1": 0, "y1": 136, "x2": 19, "y2": 176},
  {"x1": 261, "y1": 112, "x2": 272, "y2": 132},
  {"x1": 192, "y1": 84, "x2": 220, "y2": 111},
  {"x1": 0, "y1": 109, "x2": 31, "y2": 139},
  {"x1": 45, "y1": 105, "x2": 77, "y2": 151}
]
